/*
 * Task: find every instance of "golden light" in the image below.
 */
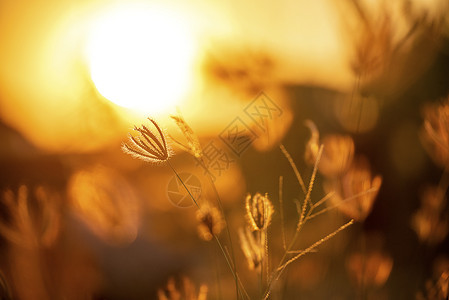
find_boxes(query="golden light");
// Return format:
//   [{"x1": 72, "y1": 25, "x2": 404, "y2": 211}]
[{"x1": 85, "y1": 3, "x2": 196, "y2": 114}]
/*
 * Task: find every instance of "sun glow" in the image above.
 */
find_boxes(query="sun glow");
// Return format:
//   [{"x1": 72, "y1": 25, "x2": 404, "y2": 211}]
[{"x1": 86, "y1": 3, "x2": 196, "y2": 114}]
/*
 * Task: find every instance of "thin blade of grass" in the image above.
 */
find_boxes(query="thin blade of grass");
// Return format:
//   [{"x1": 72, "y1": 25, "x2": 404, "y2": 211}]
[
  {"x1": 277, "y1": 219, "x2": 354, "y2": 273},
  {"x1": 280, "y1": 144, "x2": 307, "y2": 195},
  {"x1": 306, "y1": 187, "x2": 379, "y2": 221},
  {"x1": 279, "y1": 176, "x2": 287, "y2": 251},
  {"x1": 297, "y1": 145, "x2": 323, "y2": 231}
]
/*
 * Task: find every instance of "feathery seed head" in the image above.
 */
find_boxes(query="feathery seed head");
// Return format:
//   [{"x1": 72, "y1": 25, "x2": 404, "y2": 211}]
[
  {"x1": 245, "y1": 192, "x2": 274, "y2": 231},
  {"x1": 122, "y1": 118, "x2": 172, "y2": 163},
  {"x1": 170, "y1": 114, "x2": 203, "y2": 159},
  {"x1": 196, "y1": 204, "x2": 224, "y2": 241},
  {"x1": 238, "y1": 227, "x2": 262, "y2": 270}
]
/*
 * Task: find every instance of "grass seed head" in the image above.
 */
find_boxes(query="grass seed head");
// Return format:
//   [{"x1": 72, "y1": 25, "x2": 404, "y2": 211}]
[
  {"x1": 196, "y1": 204, "x2": 224, "y2": 241},
  {"x1": 122, "y1": 118, "x2": 172, "y2": 164},
  {"x1": 245, "y1": 192, "x2": 274, "y2": 231},
  {"x1": 238, "y1": 227, "x2": 262, "y2": 270},
  {"x1": 170, "y1": 113, "x2": 203, "y2": 159}
]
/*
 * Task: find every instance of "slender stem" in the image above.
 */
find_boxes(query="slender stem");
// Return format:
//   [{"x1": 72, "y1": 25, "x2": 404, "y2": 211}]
[
  {"x1": 261, "y1": 143, "x2": 349, "y2": 299},
  {"x1": 279, "y1": 176, "x2": 287, "y2": 251},
  {"x1": 262, "y1": 220, "x2": 354, "y2": 300},
  {"x1": 279, "y1": 144, "x2": 307, "y2": 195},
  {"x1": 214, "y1": 236, "x2": 248, "y2": 300},
  {"x1": 167, "y1": 160, "x2": 244, "y2": 299},
  {"x1": 311, "y1": 192, "x2": 335, "y2": 210},
  {"x1": 167, "y1": 161, "x2": 200, "y2": 209},
  {"x1": 259, "y1": 230, "x2": 264, "y2": 299},
  {"x1": 305, "y1": 187, "x2": 379, "y2": 221},
  {"x1": 195, "y1": 157, "x2": 241, "y2": 299},
  {"x1": 262, "y1": 229, "x2": 300, "y2": 300},
  {"x1": 261, "y1": 145, "x2": 317, "y2": 299},
  {"x1": 297, "y1": 145, "x2": 323, "y2": 232},
  {"x1": 224, "y1": 246, "x2": 251, "y2": 300},
  {"x1": 211, "y1": 244, "x2": 223, "y2": 300},
  {"x1": 264, "y1": 226, "x2": 269, "y2": 287},
  {"x1": 277, "y1": 220, "x2": 354, "y2": 272}
]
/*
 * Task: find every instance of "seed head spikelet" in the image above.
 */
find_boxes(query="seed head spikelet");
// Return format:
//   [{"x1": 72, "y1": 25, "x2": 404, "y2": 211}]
[
  {"x1": 122, "y1": 118, "x2": 172, "y2": 163},
  {"x1": 170, "y1": 112, "x2": 203, "y2": 158},
  {"x1": 239, "y1": 227, "x2": 262, "y2": 270},
  {"x1": 245, "y1": 193, "x2": 274, "y2": 231},
  {"x1": 196, "y1": 204, "x2": 224, "y2": 241}
]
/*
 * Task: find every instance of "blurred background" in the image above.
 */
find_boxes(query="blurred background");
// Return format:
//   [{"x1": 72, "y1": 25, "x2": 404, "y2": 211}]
[{"x1": 0, "y1": 0, "x2": 449, "y2": 299}]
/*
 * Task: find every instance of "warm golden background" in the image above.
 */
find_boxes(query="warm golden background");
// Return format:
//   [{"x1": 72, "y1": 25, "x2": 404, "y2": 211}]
[{"x1": 0, "y1": 0, "x2": 449, "y2": 299}]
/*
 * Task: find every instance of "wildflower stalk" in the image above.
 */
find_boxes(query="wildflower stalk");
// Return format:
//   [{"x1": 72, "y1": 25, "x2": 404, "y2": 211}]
[
  {"x1": 194, "y1": 156, "x2": 242, "y2": 299},
  {"x1": 259, "y1": 144, "x2": 353, "y2": 300},
  {"x1": 278, "y1": 176, "x2": 287, "y2": 251},
  {"x1": 211, "y1": 246, "x2": 223, "y2": 300},
  {"x1": 166, "y1": 161, "x2": 200, "y2": 209},
  {"x1": 123, "y1": 118, "x2": 246, "y2": 299},
  {"x1": 214, "y1": 235, "x2": 248, "y2": 300},
  {"x1": 279, "y1": 144, "x2": 307, "y2": 195},
  {"x1": 297, "y1": 145, "x2": 323, "y2": 232},
  {"x1": 170, "y1": 113, "x2": 242, "y2": 299},
  {"x1": 261, "y1": 219, "x2": 354, "y2": 300},
  {"x1": 276, "y1": 219, "x2": 354, "y2": 272},
  {"x1": 167, "y1": 160, "x2": 246, "y2": 299},
  {"x1": 259, "y1": 230, "x2": 264, "y2": 299}
]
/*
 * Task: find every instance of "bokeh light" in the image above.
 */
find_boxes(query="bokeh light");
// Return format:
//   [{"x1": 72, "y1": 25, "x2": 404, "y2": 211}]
[{"x1": 86, "y1": 3, "x2": 197, "y2": 114}]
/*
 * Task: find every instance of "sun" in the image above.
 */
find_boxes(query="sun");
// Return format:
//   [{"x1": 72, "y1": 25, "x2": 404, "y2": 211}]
[{"x1": 85, "y1": 3, "x2": 196, "y2": 114}]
